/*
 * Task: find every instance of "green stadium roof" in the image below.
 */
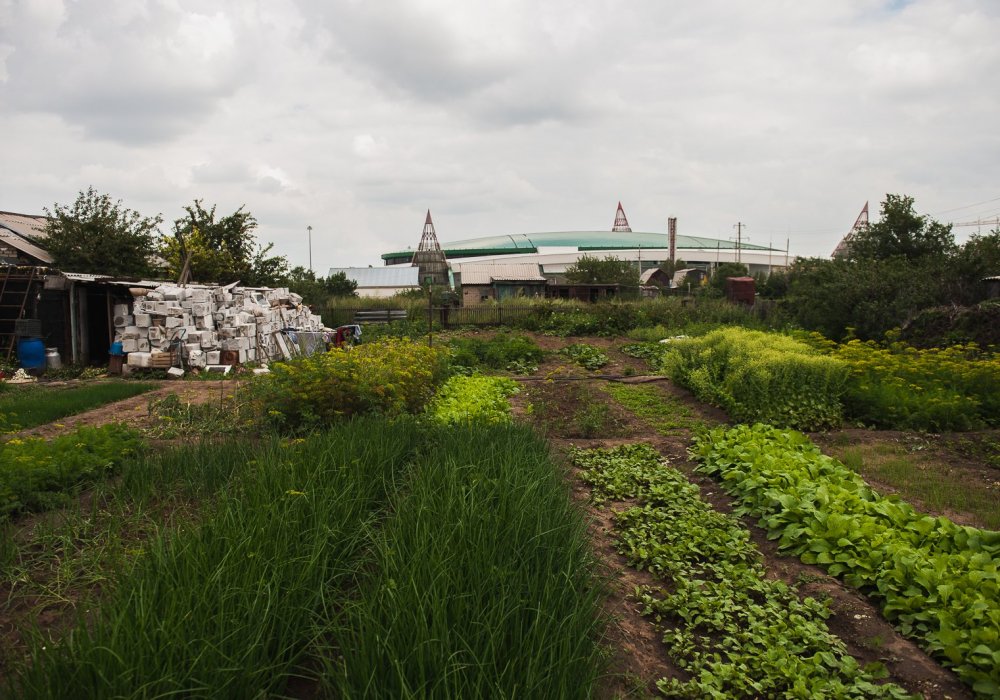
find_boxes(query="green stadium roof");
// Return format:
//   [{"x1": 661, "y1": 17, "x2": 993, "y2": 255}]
[{"x1": 382, "y1": 230, "x2": 777, "y2": 264}]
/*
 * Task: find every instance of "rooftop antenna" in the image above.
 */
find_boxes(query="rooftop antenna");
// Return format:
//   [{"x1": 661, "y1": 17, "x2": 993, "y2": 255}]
[{"x1": 612, "y1": 201, "x2": 632, "y2": 232}]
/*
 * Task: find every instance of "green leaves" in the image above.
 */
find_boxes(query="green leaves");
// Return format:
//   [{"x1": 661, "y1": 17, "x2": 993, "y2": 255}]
[
  {"x1": 573, "y1": 443, "x2": 913, "y2": 699},
  {"x1": 428, "y1": 375, "x2": 519, "y2": 425},
  {"x1": 693, "y1": 424, "x2": 1000, "y2": 697},
  {"x1": 558, "y1": 343, "x2": 609, "y2": 370},
  {"x1": 662, "y1": 328, "x2": 848, "y2": 430}
]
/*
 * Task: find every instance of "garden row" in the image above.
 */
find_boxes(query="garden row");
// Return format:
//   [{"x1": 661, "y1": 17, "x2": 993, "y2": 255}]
[
  {"x1": 625, "y1": 326, "x2": 1000, "y2": 431},
  {"x1": 692, "y1": 424, "x2": 1000, "y2": 698},
  {"x1": 572, "y1": 443, "x2": 913, "y2": 699}
]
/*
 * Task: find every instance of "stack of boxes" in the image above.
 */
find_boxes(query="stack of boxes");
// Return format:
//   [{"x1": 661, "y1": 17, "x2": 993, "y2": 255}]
[{"x1": 115, "y1": 284, "x2": 326, "y2": 369}]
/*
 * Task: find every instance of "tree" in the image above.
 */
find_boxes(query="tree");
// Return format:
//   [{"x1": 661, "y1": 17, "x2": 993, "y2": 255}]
[
  {"x1": 564, "y1": 255, "x2": 640, "y2": 288},
  {"x1": 705, "y1": 262, "x2": 749, "y2": 295},
  {"x1": 42, "y1": 187, "x2": 162, "y2": 277},
  {"x1": 849, "y1": 194, "x2": 955, "y2": 262},
  {"x1": 161, "y1": 200, "x2": 288, "y2": 286},
  {"x1": 282, "y1": 266, "x2": 357, "y2": 306}
]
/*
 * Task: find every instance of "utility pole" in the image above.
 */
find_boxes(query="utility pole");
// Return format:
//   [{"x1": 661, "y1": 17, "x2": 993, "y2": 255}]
[
  {"x1": 732, "y1": 222, "x2": 745, "y2": 264},
  {"x1": 307, "y1": 225, "x2": 313, "y2": 274}
]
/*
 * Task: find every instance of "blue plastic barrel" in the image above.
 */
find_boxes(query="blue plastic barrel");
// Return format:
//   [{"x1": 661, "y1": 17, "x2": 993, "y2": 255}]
[{"x1": 17, "y1": 337, "x2": 45, "y2": 370}]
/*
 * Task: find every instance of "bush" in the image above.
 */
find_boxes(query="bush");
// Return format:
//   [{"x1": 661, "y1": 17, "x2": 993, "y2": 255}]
[
  {"x1": 834, "y1": 339, "x2": 1000, "y2": 431},
  {"x1": 253, "y1": 338, "x2": 450, "y2": 431},
  {"x1": 662, "y1": 327, "x2": 848, "y2": 430}
]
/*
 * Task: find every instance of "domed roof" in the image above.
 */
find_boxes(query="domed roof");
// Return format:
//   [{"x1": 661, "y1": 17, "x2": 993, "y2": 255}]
[{"x1": 381, "y1": 230, "x2": 775, "y2": 264}]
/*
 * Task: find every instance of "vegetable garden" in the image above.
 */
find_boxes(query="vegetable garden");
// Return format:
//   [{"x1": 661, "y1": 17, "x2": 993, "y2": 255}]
[{"x1": 1, "y1": 326, "x2": 997, "y2": 698}]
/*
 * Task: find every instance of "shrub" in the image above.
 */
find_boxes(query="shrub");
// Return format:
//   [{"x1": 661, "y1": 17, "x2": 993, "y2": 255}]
[
  {"x1": 833, "y1": 339, "x2": 1000, "y2": 431},
  {"x1": 662, "y1": 327, "x2": 848, "y2": 430},
  {"x1": 253, "y1": 338, "x2": 450, "y2": 431}
]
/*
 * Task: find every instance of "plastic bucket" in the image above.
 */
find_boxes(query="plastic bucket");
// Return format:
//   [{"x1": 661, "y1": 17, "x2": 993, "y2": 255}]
[
  {"x1": 110, "y1": 341, "x2": 124, "y2": 356},
  {"x1": 17, "y1": 338, "x2": 46, "y2": 370}
]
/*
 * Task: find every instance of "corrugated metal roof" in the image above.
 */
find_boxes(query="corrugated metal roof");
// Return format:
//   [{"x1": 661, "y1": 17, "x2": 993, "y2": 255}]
[
  {"x1": 459, "y1": 263, "x2": 545, "y2": 285},
  {"x1": 329, "y1": 266, "x2": 421, "y2": 288},
  {"x1": 0, "y1": 227, "x2": 53, "y2": 263},
  {"x1": 0, "y1": 211, "x2": 50, "y2": 240},
  {"x1": 383, "y1": 230, "x2": 778, "y2": 263}
]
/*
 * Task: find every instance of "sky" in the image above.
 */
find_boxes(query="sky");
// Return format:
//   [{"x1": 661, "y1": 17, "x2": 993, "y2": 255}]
[{"x1": 2, "y1": 0, "x2": 999, "y2": 270}]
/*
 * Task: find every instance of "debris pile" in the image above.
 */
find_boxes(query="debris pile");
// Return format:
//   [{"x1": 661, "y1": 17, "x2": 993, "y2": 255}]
[{"x1": 113, "y1": 284, "x2": 326, "y2": 369}]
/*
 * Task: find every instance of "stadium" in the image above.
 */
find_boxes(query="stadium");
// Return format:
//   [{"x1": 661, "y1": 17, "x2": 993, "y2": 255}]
[{"x1": 381, "y1": 204, "x2": 790, "y2": 278}]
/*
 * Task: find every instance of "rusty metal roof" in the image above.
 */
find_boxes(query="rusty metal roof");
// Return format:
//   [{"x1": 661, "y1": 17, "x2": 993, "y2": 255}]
[{"x1": 458, "y1": 263, "x2": 546, "y2": 285}]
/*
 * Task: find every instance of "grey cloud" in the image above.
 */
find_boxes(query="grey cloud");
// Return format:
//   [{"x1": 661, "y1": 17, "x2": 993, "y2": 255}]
[{"x1": 0, "y1": 0, "x2": 259, "y2": 144}]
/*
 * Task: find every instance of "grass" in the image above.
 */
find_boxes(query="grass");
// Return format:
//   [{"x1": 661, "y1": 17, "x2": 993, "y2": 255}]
[
  {"x1": 12, "y1": 420, "x2": 610, "y2": 698},
  {"x1": 835, "y1": 443, "x2": 1000, "y2": 531},
  {"x1": 0, "y1": 382, "x2": 158, "y2": 433},
  {"x1": 324, "y1": 424, "x2": 608, "y2": 697},
  {"x1": 603, "y1": 382, "x2": 711, "y2": 434},
  {"x1": 13, "y1": 418, "x2": 423, "y2": 698}
]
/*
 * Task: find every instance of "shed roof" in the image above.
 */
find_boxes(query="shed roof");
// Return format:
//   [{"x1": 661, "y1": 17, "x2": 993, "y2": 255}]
[
  {"x1": 459, "y1": 263, "x2": 546, "y2": 285},
  {"x1": 329, "y1": 266, "x2": 421, "y2": 288},
  {"x1": 0, "y1": 212, "x2": 53, "y2": 263}
]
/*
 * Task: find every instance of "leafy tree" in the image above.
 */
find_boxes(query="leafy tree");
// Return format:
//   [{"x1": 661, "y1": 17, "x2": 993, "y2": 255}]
[
  {"x1": 704, "y1": 262, "x2": 749, "y2": 295},
  {"x1": 42, "y1": 187, "x2": 162, "y2": 276},
  {"x1": 564, "y1": 255, "x2": 640, "y2": 287},
  {"x1": 942, "y1": 229, "x2": 1000, "y2": 305},
  {"x1": 657, "y1": 258, "x2": 688, "y2": 278},
  {"x1": 849, "y1": 194, "x2": 955, "y2": 262},
  {"x1": 160, "y1": 200, "x2": 288, "y2": 286},
  {"x1": 282, "y1": 266, "x2": 357, "y2": 306}
]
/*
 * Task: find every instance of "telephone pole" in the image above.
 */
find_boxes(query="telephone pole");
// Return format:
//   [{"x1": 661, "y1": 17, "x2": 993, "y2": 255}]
[
  {"x1": 732, "y1": 222, "x2": 746, "y2": 264},
  {"x1": 307, "y1": 225, "x2": 313, "y2": 274}
]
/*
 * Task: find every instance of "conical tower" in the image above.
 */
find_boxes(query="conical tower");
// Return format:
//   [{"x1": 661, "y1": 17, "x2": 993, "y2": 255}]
[
  {"x1": 411, "y1": 210, "x2": 449, "y2": 285},
  {"x1": 832, "y1": 202, "x2": 869, "y2": 258},
  {"x1": 612, "y1": 202, "x2": 632, "y2": 232}
]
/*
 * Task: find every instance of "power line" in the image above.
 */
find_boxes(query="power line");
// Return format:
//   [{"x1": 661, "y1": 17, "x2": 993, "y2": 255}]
[{"x1": 931, "y1": 195, "x2": 1000, "y2": 216}]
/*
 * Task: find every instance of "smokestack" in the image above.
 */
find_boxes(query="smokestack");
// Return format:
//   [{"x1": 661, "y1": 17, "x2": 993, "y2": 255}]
[{"x1": 668, "y1": 217, "x2": 677, "y2": 263}]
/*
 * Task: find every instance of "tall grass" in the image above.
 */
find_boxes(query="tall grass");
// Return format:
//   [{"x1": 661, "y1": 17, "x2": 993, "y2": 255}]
[
  {"x1": 0, "y1": 382, "x2": 158, "y2": 432},
  {"x1": 13, "y1": 417, "x2": 423, "y2": 698},
  {"x1": 325, "y1": 424, "x2": 609, "y2": 698}
]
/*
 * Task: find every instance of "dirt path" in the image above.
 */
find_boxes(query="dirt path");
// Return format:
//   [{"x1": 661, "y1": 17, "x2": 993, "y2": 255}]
[{"x1": 13, "y1": 380, "x2": 245, "y2": 440}]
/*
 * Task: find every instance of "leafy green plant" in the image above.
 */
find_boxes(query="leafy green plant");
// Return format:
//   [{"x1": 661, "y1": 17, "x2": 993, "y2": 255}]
[
  {"x1": 692, "y1": 424, "x2": 1000, "y2": 698},
  {"x1": 428, "y1": 375, "x2": 519, "y2": 425},
  {"x1": 0, "y1": 424, "x2": 144, "y2": 521},
  {"x1": 572, "y1": 443, "x2": 912, "y2": 698},
  {"x1": 662, "y1": 327, "x2": 848, "y2": 430},
  {"x1": 558, "y1": 343, "x2": 609, "y2": 371},
  {"x1": 447, "y1": 334, "x2": 544, "y2": 373}
]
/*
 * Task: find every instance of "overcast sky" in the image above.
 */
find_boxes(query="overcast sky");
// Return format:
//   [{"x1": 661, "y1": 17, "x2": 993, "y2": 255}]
[{"x1": 2, "y1": 0, "x2": 998, "y2": 269}]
